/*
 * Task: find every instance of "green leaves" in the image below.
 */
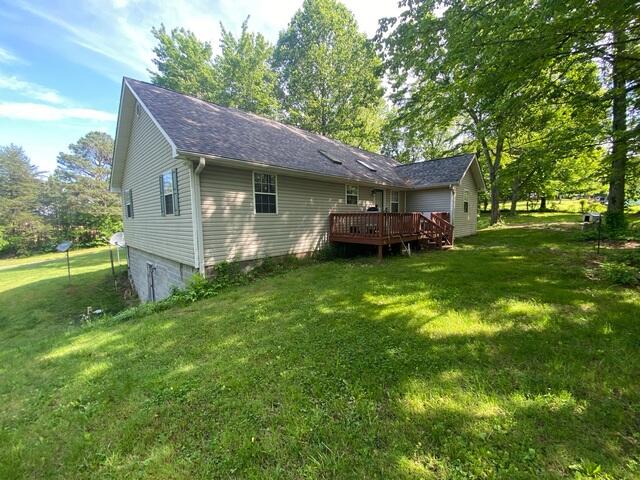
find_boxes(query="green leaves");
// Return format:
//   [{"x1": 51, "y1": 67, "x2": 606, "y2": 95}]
[
  {"x1": 273, "y1": 0, "x2": 385, "y2": 150},
  {"x1": 150, "y1": 19, "x2": 281, "y2": 118},
  {"x1": 149, "y1": 25, "x2": 217, "y2": 102},
  {"x1": 0, "y1": 145, "x2": 47, "y2": 254},
  {"x1": 214, "y1": 19, "x2": 280, "y2": 117}
]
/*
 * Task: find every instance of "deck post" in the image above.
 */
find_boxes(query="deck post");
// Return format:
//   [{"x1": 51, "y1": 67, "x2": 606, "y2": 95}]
[{"x1": 377, "y1": 244, "x2": 383, "y2": 262}]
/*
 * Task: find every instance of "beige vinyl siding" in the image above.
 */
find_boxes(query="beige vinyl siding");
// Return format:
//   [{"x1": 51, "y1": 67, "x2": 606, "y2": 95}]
[
  {"x1": 406, "y1": 188, "x2": 452, "y2": 215},
  {"x1": 200, "y1": 166, "x2": 375, "y2": 264},
  {"x1": 382, "y1": 189, "x2": 406, "y2": 213},
  {"x1": 453, "y1": 170, "x2": 478, "y2": 237},
  {"x1": 121, "y1": 105, "x2": 195, "y2": 266}
]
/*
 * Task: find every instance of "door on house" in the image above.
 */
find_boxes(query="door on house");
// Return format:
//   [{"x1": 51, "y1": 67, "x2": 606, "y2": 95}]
[{"x1": 373, "y1": 190, "x2": 384, "y2": 211}]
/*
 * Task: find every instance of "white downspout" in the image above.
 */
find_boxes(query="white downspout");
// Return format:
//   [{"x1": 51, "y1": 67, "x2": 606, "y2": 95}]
[
  {"x1": 189, "y1": 157, "x2": 206, "y2": 276},
  {"x1": 450, "y1": 185, "x2": 456, "y2": 244}
]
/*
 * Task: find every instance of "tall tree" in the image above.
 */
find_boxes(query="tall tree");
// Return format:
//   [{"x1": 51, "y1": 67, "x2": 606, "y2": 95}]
[
  {"x1": 150, "y1": 21, "x2": 280, "y2": 117},
  {"x1": 378, "y1": 1, "x2": 604, "y2": 224},
  {"x1": 273, "y1": 0, "x2": 385, "y2": 151},
  {"x1": 214, "y1": 18, "x2": 280, "y2": 117},
  {"x1": 381, "y1": 108, "x2": 461, "y2": 163},
  {"x1": 0, "y1": 145, "x2": 48, "y2": 253},
  {"x1": 530, "y1": 1, "x2": 640, "y2": 227},
  {"x1": 149, "y1": 25, "x2": 217, "y2": 101},
  {"x1": 49, "y1": 132, "x2": 121, "y2": 244},
  {"x1": 502, "y1": 83, "x2": 606, "y2": 212}
]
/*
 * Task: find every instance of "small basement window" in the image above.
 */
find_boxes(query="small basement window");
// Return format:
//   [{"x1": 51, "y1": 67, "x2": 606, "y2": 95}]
[
  {"x1": 391, "y1": 191, "x2": 399, "y2": 213},
  {"x1": 254, "y1": 172, "x2": 277, "y2": 214},
  {"x1": 463, "y1": 190, "x2": 469, "y2": 213},
  {"x1": 159, "y1": 169, "x2": 179, "y2": 216},
  {"x1": 346, "y1": 185, "x2": 358, "y2": 205},
  {"x1": 125, "y1": 189, "x2": 133, "y2": 218}
]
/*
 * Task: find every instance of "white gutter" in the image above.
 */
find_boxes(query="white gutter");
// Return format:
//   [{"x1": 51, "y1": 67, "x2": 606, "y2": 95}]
[{"x1": 188, "y1": 157, "x2": 206, "y2": 275}]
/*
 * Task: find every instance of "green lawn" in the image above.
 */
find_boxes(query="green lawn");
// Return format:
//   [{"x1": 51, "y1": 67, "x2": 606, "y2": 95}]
[{"x1": 1, "y1": 219, "x2": 639, "y2": 479}]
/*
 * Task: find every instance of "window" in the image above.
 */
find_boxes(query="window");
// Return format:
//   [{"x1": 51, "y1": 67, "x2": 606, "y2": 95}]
[
  {"x1": 254, "y1": 172, "x2": 277, "y2": 214},
  {"x1": 124, "y1": 189, "x2": 134, "y2": 218},
  {"x1": 463, "y1": 190, "x2": 469, "y2": 213},
  {"x1": 391, "y1": 191, "x2": 400, "y2": 213},
  {"x1": 346, "y1": 185, "x2": 358, "y2": 205},
  {"x1": 159, "y1": 169, "x2": 179, "y2": 216}
]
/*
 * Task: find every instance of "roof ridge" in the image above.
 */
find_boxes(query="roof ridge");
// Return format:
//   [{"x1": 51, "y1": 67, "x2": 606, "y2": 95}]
[
  {"x1": 124, "y1": 77, "x2": 399, "y2": 167},
  {"x1": 394, "y1": 153, "x2": 474, "y2": 168}
]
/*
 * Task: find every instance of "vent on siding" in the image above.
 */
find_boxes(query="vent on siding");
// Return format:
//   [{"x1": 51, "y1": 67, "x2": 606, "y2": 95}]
[
  {"x1": 318, "y1": 149, "x2": 342, "y2": 165},
  {"x1": 135, "y1": 103, "x2": 142, "y2": 117},
  {"x1": 356, "y1": 159, "x2": 377, "y2": 172}
]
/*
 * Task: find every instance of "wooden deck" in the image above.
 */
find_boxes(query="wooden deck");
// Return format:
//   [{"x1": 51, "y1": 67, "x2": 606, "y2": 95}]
[{"x1": 328, "y1": 212, "x2": 453, "y2": 258}]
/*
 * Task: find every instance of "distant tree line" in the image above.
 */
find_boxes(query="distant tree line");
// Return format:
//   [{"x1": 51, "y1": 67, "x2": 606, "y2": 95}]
[
  {"x1": 0, "y1": 132, "x2": 121, "y2": 255},
  {"x1": 151, "y1": 0, "x2": 638, "y2": 227}
]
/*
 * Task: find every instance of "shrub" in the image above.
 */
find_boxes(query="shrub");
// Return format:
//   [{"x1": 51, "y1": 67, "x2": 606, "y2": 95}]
[
  {"x1": 600, "y1": 262, "x2": 639, "y2": 287},
  {"x1": 110, "y1": 298, "x2": 175, "y2": 323},
  {"x1": 171, "y1": 257, "x2": 309, "y2": 306}
]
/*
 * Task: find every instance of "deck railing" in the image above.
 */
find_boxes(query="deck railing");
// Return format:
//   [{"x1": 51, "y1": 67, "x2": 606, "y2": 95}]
[
  {"x1": 430, "y1": 212, "x2": 454, "y2": 244},
  {"x1": 328, "y1": 212, "x2": 421, "y2": 241}
]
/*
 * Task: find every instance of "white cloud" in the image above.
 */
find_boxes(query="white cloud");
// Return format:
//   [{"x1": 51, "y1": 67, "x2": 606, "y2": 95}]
[
  {"x1": 0, "y1": 74, "x2": 66, "y2": 104},
  {"x1": 0, "y1": 102, "x2": 116, "y2": 121},
  {"x1": 0, "y1": 46, "x2": 21, "y2": 64}
]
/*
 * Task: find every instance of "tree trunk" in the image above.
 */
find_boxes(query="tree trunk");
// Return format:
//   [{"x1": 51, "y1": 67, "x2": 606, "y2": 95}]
[
  {"x1": 539, "y1": 196, "x2": 547, "y2": 211},
  {"x1": 606, "y1": 28, "x2": 628, "y2": 228},
  {"x1": 481, "y1": 136, "x2": 504, "y2": 225},
  {"x1": 510, "y1": 177, "x2": 520, "y2": 214}
]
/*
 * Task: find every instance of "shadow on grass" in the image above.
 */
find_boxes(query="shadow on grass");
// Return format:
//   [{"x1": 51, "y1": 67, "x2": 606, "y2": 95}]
[{"x1": 1, "y1": 227, "x2": 639, "y2": 478}]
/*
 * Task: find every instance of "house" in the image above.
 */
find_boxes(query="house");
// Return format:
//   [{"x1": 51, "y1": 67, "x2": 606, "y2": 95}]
[{"x1": 110, "y1": 78, "x2": 485, "y2": 302}]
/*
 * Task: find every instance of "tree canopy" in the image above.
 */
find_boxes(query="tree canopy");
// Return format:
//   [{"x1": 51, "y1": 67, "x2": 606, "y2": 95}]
[
  {"x1": 378, "y1": 0, "x2": 613, "y2": 224},
  {"x1": 0, "y1": 145, "x2": 45, "y2": 253},
  {"x1": 0, "y1": 133, "x2": 122, "y2": 255},
  {"x1": 150, "y1": 20, "x2": 280, "y2": 117},
  {"x1": 272, "y1": 0, "x2": 385, "y2": 151},
  {"x1": 149, "y1": 25, "x2": 217, "y2": 101},
  {"x1": 214, "y1": 19, "x2": 280, "y2": 117}
]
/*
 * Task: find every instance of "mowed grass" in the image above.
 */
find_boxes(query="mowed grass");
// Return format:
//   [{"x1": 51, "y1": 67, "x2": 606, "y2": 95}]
[{"x1": 1, "y1": 219, "x2": 639, "y2": 479}]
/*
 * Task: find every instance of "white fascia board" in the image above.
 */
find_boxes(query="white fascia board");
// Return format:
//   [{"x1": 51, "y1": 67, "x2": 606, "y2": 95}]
[
  {"x1": 109, "y1": 79, "x2": 128, "y2": 192},
  {"x1": 123, "y1": 79, "x2": 178, "y2": 159}
]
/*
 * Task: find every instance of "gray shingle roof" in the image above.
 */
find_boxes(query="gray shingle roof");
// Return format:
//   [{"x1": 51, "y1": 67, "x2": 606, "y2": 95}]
[
  {"x1": 125, "y1": 78, "x2": 477, "y2": 189},
  {"x1": 126, "y1": 78, "x2": 408, "y2": 186},
  {"x1": 395, "y1": 154, "x2": 476, "y2": 188}
]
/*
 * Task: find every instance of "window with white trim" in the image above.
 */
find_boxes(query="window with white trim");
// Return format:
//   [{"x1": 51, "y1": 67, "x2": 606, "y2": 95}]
[
  {"x1": 124, "y1": 189, "x2": 133, "y2": 218},
  {"x1": 254, "y1": 172, "x2": 277, "y2": 213},
  {"x1": 345, "y1": 185, "x2": 358, "y2": 205},
  {"x1": 159, "y1": 169, "x2": 179, "y2": 216},
  {"x1": 463, "y1": 190, "x2": 469, "y2": 214},
  {"x1": 391, "y1": 191, "x2": 399, "y2": 213}
]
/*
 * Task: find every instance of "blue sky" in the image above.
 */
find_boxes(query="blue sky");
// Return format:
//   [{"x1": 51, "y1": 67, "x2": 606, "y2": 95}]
[{"x1": 0, "y1": 0, "x2": 399, "y2": 174}]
